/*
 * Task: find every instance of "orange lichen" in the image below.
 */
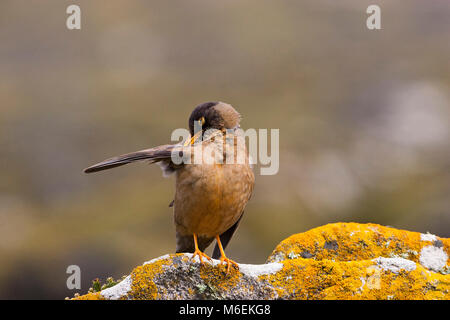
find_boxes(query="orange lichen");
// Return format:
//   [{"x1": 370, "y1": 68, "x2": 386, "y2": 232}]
[
  {"x1": 72, "y1": 292, "x2": 104, "y2": 300},
  {"x1": 74, "y1": 223, "x2": 450, "y2": 300},
  {"x1": 260, "y1": 257, "x2": 449, "y2": 299},
  {"x1": 268, "y1": 222, "x2": 449, "y2": 266},
  {"x1": 199, "y1": 261, "x2": 241, "y2": 291},
  {"x1": 127, "y1": 255, "x2": 173, "y2": 299},
  {"x1": 262, "y1": 222, "x2": 449, "y2": 299}
]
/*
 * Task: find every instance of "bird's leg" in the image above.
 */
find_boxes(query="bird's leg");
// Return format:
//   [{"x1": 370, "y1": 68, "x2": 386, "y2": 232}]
[
  {"x1": 215, "y1": 235, "x2": 239, "y2": 273},
  {"x1": 191, "y1": 233, "x2": 212, "y2": 264}
]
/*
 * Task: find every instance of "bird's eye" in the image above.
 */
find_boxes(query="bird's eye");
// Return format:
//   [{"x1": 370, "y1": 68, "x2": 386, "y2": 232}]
[{"x1": 198, "y1": 117, "x2": 205, "y2": 126}]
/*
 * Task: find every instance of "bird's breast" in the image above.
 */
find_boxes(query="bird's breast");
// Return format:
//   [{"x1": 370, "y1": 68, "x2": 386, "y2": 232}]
[{"x1": 173, "y1": 141, "x2": 254, "y2": 237}]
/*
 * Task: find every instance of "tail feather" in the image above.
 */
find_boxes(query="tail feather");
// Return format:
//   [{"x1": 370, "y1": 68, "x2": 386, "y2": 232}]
[{"x1": 84, "y1": 144, "x2": 175, "y2": 173}]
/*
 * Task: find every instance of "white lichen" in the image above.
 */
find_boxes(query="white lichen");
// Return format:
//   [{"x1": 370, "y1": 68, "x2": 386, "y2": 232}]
[
  {"x1": 419, "y1": 245, "x2": 448, "y2": 272},
  {"x1": 420, "y1": 233, "x2": 437, "y2": 242},
  {"x1": 373, "y1": 257, "x2": 416, "y2": 274},
  {"x1": 100, "y1": 275, "x2": 132, "y2": 300},
  {"x1": 358, "y1": 277, "x2": 365, "y2": 292},
  {"x1": 287, "y1": 251, "x2": 299, "y2": 259},
  {"x1": 238, "y1": 262, "x2": 283, "y2": 277}
]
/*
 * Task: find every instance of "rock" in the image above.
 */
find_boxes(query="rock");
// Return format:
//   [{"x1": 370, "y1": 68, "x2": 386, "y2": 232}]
[{"x1": 74, "y1": 223, "x2": 450, "y2": 300}]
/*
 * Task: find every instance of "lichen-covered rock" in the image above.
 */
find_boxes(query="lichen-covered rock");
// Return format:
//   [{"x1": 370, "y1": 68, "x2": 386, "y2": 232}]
[{"x1": 74, "y1": 223, "x2": 450, "y2": 300}]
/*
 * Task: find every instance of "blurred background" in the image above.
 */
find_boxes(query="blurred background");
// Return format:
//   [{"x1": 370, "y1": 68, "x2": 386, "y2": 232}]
[{"x1": 0, "y1": 0, "x2": 449, "y2": 299}]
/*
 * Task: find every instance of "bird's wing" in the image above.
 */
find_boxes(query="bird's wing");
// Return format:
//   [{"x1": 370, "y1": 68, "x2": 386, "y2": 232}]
[{"x1": 83, "y1": 144, "x2": 176, "y2": 173}]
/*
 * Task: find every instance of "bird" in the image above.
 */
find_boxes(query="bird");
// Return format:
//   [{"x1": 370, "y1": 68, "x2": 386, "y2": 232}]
[{"x1": 84, "y1": 102, "x2": 255, "y2": 272}]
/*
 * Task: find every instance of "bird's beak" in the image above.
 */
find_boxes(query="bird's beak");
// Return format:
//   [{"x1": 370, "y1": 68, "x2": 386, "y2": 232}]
[{"x1": 184, "y1": 130, "x2": 203, "y2": 146}]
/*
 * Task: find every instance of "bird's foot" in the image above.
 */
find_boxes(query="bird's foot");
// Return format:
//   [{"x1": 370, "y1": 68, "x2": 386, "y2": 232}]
[
  {"x1": 219, "y1": 256, "x2": 239, "y2": 274},
  {"x1": 191, "y1": 249, "x2": 212, "y2": 265}
]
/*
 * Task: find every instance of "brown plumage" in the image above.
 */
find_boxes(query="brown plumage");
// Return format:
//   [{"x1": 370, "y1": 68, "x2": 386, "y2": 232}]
[{"x1": 84, "y1": 102, "x2": 254, "y2": 272}]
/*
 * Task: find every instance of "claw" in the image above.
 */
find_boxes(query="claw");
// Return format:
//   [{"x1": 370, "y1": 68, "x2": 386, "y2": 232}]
[
  {"x1": 191, "y1": 249, "x2": 212, "y2": 265},
  {"x1": 219, "y1": 256, "x2": 239, "y2": 273},
  {"x1": 215, "y1": 235, "x2": 239, "y2": 273},
  {"x1": 191, "y1": 233, "x2": 212, "y2": 265}
]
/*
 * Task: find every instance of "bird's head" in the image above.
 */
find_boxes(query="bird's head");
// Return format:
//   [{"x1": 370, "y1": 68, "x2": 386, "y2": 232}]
[{"x1": 187, "y1": 102, "x2": 241, "y2": 144}]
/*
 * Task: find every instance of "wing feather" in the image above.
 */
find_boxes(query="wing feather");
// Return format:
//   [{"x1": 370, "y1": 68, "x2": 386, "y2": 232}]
[{"x1": 84, "y1": 144, "x2": 175, "y2": 173}]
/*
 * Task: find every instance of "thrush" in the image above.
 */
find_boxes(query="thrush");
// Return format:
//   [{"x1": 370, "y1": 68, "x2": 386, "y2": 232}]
[{"x1": 84, "y1": 102, "x2": 254, "y2": 272}]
